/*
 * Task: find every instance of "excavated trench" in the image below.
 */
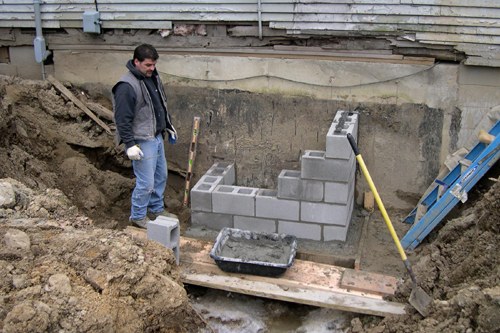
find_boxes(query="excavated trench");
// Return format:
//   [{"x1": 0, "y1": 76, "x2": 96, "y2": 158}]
[{"x1": 2, "y1": 76, "x2": 500, "y2": 332}]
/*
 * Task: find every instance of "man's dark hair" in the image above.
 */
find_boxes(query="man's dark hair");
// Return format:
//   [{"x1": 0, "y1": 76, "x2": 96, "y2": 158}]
[{"x1": 133, "y1": 44, "x2": 159, "y2": 62}]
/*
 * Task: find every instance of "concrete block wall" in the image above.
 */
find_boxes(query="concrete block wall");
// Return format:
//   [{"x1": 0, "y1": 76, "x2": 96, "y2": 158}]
[{"x1": 190, "y1": 110, "x2": 358, "y2": 242}]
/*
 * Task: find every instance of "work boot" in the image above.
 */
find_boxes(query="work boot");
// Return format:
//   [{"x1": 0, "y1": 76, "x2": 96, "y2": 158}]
[
  {"x1": 130, "y1": 216, "x2": 150, "y2": 229},
  {"x1": 147, "y1": 209, "x2": 178, "y2": 221}
]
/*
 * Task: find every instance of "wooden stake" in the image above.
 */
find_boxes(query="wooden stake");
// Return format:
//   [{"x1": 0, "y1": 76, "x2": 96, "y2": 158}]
[{"x1": 182, "y1": 117, "x2": 200, "y2": 207}]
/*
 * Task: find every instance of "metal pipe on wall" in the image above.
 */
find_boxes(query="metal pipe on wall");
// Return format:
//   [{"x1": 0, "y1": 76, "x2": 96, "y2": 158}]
[
  {"x1": 33, "y1": 0, "x2": 51, "y2": 80},
  {"x1": 257, "y1": 0, "x2": 262, "y2": 40}
]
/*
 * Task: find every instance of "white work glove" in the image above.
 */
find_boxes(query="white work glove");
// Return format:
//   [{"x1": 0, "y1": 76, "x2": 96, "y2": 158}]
[
  {"x1": 166, "y1": 126, "x2": 177, "y2": 144},
  {"x1": 126, "y1": 145, "x2": 143, "y2": 160}
]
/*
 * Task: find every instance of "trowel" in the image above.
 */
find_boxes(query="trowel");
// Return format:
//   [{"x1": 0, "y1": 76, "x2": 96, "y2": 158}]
[{"x1": 347, "y1": 133, "x2": 432, "y2": 317}]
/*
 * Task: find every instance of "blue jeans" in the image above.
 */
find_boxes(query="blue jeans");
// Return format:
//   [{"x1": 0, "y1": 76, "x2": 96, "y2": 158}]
[{"x1": 130, "y1": 133, "x2": 167, "y2": 220}]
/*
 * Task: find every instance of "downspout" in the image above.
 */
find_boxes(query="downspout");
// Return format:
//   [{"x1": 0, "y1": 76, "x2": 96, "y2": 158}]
[
  {"x1": 257, "y1": 0, "x2": 262, "y2": 40},
  {"x1": 33, "y1": 0, "x2": 51, "y2": 80}
]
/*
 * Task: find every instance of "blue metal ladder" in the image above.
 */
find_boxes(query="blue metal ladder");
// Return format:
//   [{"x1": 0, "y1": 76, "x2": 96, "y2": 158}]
[{"x1": 401, "y1": 120, "x2": 500, "y2": 250}]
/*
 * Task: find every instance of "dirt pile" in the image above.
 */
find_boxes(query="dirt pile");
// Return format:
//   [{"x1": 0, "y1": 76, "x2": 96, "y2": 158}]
[
  {"x1": 355, "y1": 178, "x2": 500, "y2": 332},
  {"x1": 0, "y1": 75, "x2": 150, "y2": 228},
  {"x1": 0, "y1": 179, "x2": 206, "y2": 332}
]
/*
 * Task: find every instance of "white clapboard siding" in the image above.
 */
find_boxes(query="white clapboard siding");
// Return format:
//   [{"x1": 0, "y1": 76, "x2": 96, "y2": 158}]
[{"x1": 1, "y1": 0, "x2": 500, "y2": 66}]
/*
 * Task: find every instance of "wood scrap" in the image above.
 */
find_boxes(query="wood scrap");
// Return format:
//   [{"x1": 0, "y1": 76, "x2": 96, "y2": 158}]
[
  {"x1": 47, "y1": 75, "x2": 112, "y2": 134},
  {"x1": 85, "y1": 102, "x2": 114, "y2": 121}
]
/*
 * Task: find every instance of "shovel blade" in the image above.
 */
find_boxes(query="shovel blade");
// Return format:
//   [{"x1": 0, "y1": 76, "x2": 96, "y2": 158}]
[{"x1": 409, "y1": 286, "x2": 432, "y2": 317}]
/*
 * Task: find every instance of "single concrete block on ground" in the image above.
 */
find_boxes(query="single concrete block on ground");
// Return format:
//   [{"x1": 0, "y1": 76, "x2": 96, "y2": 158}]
[
  {"x1": 212, "y1": 185, "x2": 258, "y2": 216},
  {"x1": 324, "y1": 168, "x2": 355, "y2": 204},
  {"x1": 190, "y1": 175, "x2": 223, "y2": 212},
  {"x1": 301, "y1": 196, "x2": 354, "y2": 226},
  {"x1": 147, "y1": 216, "x2": 180, "y2": 264},
  {"x1": 206, "y1": 162, "x2": 235, "y2": 185},
  {"x1": 190, "y1": 211, "x2": 233, "y2": 230},
  {"x1": 326, "y1": 121, "x2": 358, "y2": 160},
  {"x1": 234, "y1": 216, "x2": 277, "y2": 233},
  {"x1": 256, "y1": 189, "x2": 300, "y2": 221},
  {"x1": 277, "y1": 170, "x2": 324, "y2": 202},
  {"x1": 301, "y1": 150, "x2": 355, "y2": 182},
  {"x1": 278, "y1": 221, "x2": 321, "y2": 241}
]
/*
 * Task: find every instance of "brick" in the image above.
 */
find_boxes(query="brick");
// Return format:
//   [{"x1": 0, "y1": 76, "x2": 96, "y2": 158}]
[
  {"x1": 234, "y1": 216, "x2": 276, "y2": 233},
  {"x1": 326, "y1": 122, "x2": 357, "y2": 160},
  {"x1": 277, "y1": 170, "x2": 324, "y2": 202},
  {"x1": 278, "y1": 221, "x2": 321, "y2": 241},
  {"x1": 147, "y1": 216, "x2": 180, "y2": 264},
  {"x1": 301, "y1": 150, "x2": 355, "y2": 182},
  {"x1": 212, "y1": 185, "x2": 258, "y2": 216},
  {"x1": 190, "y1": 175, "x2": 223, "y2": 212},
  {"x1": 190, "y1": 211, "x2": 233, "y2": 230},
  {"x1": 324, "y1": 168, "x2": 355, "y2": 204},
  {"x1": 256, "y1": 189, "x2": 299, "y2": 221},
  {"x1": 207, "y1": 162, "x2": 235, "y2": 185},
  {"x1": 301, "y1": 195, "x2": 354, "y2": 225}
]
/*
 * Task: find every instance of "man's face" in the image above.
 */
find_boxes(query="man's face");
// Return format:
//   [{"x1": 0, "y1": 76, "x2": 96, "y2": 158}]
[{"x1": 134, "y1": 58, "x2": 157, "y2": 77}]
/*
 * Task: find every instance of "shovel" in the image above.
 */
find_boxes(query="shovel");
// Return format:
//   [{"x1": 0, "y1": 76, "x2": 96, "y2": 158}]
[{"x1": 347, "y1": 133, "x2": 432, "y2": 317}]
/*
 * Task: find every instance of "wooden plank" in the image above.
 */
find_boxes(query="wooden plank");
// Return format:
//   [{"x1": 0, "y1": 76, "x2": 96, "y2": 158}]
[
  {"x1": 441, "y1": 6, "x2": 500, "y2": 19},
  {"x1": 341, "y1": 269, "x2": 399, "y2": 296},
  {"x1": 401, "y1": 0, "x2": 500, "y2": 6},
  {"x1": 295, "y1": 251, "x2": 355, "y2": 268},
  {"x1": 85, "y1": 102, "x2": 114, "y2": 121},
  {"x1": 464, "y1": 57, "x2": 500, "y2": 68},
  {"x1": 46, "y1": 44, "x2": 435, "y2": 65},
  {"x1": 179, "y1": 237, "x2": 406, "y2": 316},
  {"x1": 416, "y1": 32, "x2": 500, "y2": 45},
  {"x1": 354, "y1": 215, "x2": 370, "y2": 270},
  {"x1": 418, "y1": 16, "x2": 500, "y2": 27},
  {"x1": 47, "y1": 75, "x2": 112, "y2": 134}
]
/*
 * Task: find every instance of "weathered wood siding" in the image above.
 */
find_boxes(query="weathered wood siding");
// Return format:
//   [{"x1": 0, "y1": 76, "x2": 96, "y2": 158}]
[{"x1": 1, "y1": 0, "x2": 499, "y2": 66}]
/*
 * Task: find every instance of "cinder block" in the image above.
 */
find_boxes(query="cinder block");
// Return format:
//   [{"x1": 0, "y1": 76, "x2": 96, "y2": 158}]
[
  {"x1": 324, "y1": 202, "x2": 354, "y2": 242},
  {"x1": 324, "y1": 168, "x2": 355, "y2": 204},
  {"x1": 207, "y1": 162, "x2": 235, "y2": 185},
  {"x1": 190, "y1": 211, "x2": 233, "y2": 230},
  {"x1": 301, "y1": 179, "x2": 324, "y2": 202},
  {"x1": 277, "y1": 170, "x2": 323, "y2": 202},
  {"x1": 301, "y1": 150, "x2": 355, "y2": 182},
  {"x1": 301, "y1": 195, "x2": 354, "y2": 226},
  {"x1": 9, "y1": 46, "x2": 37, "y2": 65},
  {"x1": 212, "y1": 185, "x2": 258, "y2": 216},
  {"x1": 277, "y1": 170, "x2": 301, "y2": 200},
  {"x1": 323, "y1": 224, "x2": 349, "y2": 242},
  {"x1": 234, "y1": 216, "x2": 276, "y2": 233},
  {"x1": 147, "y1": 216, "x2": 180, "y2": 264},
  {"x1": 278, "y1": 221, "x2": 321, "y2": 241},
  {"x1": 190, "y1": 175, "x2": 223, "y2": 212},
  {"x1": 326, "y1": 121, "x2": 358, "y2": 160},
  {"x1": 256, "y1": 189, "x2": 299, "y2": 221}
]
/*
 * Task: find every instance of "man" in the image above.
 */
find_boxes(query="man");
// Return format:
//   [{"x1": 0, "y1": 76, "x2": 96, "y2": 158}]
[{"x1": 112, "y1": 44, "x2": 177, "y2": 229}]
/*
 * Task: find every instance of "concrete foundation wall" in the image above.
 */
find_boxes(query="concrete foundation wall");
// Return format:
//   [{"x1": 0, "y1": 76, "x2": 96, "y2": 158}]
[{"x1": 2, "y1": 46, "x2": 499, "y2": 210}]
